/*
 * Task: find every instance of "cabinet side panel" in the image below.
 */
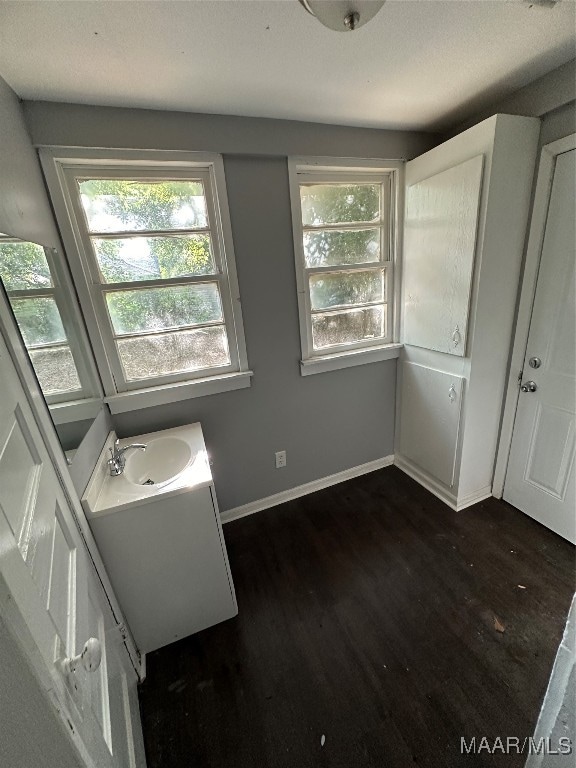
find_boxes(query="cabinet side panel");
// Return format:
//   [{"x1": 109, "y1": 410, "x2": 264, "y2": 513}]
[
  {"x1": 89, "y1": 487, "x2": 237, "y2": 654},
  {"x1": 458, "y1": 115, "x2": 540, "y2": 498}
]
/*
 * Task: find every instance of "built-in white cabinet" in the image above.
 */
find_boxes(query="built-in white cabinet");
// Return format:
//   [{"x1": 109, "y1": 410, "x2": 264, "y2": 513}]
[
  {"x1": 395, "y1": 114, "x2": 540, "y2": 510},
  {"x1": 403, "y1": 155, "x2": 483, "y2": 356},
  {"x1": 399, "y1": 364, "x2": 464, "y2": 488}
]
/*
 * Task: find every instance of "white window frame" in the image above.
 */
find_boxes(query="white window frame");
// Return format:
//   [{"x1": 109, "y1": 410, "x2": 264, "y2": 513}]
[
  {"x1": 0, "y1": 233, "x2": 102, "y2": 407},
  {"x1": 289, "y1": 157, "x2": 403, "y2": 375},
  {"x1": 40, "y1": 148, "x2": 252, "y2": 412}
]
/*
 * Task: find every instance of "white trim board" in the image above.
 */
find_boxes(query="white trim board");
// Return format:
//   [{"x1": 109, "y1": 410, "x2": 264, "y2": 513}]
[
  {"x1": 493, "y1": 133, "x2": 576, "y2": 498},
  {"x1": 220, "y1": 455, "x2": 394, "y2": 524},
  {"x1": 394, "y1": 455, "x2": 492, "y2": 512}
]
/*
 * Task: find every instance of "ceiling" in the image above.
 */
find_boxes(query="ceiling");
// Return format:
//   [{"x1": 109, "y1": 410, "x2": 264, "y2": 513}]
[{"x1": 0, "y1": 0, "x2": 574, "y2": 131}]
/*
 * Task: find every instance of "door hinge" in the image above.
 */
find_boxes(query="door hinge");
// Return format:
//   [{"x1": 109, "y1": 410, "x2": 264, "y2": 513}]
[
  {"x1": 517, "y1": 369, "x2": 523, "y2": 386},
  {"x1": 108, "y1": 621, "x2": 128, "y2": 641}
]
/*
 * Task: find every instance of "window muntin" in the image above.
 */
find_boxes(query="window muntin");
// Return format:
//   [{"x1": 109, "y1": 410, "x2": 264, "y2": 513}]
[
  {"x1": 0, "y1": 236, "x2": 84, "y2": 397},
  {"x1": 294, "y1": 170, "x2": 393, "y2": 357},
  {"x1": 47, "y1": 157, "x2": 246, "y2": 394}
]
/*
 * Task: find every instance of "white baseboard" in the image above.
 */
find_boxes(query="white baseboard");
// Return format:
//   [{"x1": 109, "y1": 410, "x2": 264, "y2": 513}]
[
  {"x1": 394, "y1": 455, "x2": 458, "y2": 509},
  {"x1": 221, "y1": 455, "x2": 395, "y2": 524},
  {"x1": 394, "y1": 455, "x2": 492, "y2": 511},
  {"x1": 456, "y1": 486, "x2": 493, "y2": 511}
]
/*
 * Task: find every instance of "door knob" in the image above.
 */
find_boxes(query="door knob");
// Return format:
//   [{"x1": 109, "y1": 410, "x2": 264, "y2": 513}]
[
  {"x1": 528, "y1": 357, "x2": 542, "y2": 369},
  {"x1": 520, "y1": 381, "x2": 537, "y2": 393},
  {"x1": 62, "y1": 638, "x2": 102, "y2": 675}
]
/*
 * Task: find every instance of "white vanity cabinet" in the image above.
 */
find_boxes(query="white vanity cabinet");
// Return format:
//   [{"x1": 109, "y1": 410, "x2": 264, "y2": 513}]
[
  {"x1": 395, "y1": 114, "x2": 540, "y2": 510},
  {"x1": 82, "y1": 424, "x2": 237, "y2": 655}
]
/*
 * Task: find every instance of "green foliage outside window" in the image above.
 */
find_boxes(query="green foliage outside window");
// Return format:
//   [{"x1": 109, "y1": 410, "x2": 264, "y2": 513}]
[
  {"x1": 79, "y1": 179, "x2": 221, "y2": 339},
  {"x1": 0, "y1": 241, "x2": 52, "y2": 290},
  {"x1": 300, "y1": 184, "x2": 384, "y2": 315}
]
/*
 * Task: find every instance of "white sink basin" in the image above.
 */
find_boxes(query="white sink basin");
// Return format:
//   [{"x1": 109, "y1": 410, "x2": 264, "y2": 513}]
[
  {"x1": 82, "y1": 424, "x2": 213, "y2": 517},
  {"x1": 124, "y1": 436, "x2": 192, "y2": 488}
]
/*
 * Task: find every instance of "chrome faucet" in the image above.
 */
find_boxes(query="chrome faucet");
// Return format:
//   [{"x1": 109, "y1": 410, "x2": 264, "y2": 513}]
[{"x1": 107, "y1": 438, "x2": 147, "y2": 476}]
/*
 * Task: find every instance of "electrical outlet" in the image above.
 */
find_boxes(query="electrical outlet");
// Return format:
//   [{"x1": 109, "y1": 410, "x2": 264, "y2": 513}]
[{"x1": 275, "y1": 450, "x2": 287, "y2": 469}]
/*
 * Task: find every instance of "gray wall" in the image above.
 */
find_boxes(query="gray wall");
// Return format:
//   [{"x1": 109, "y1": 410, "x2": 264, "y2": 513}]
[
  {"x1": 114, "y1": 156, "x2": 397, "y2": 511},
  {"x1": 23, "y1": 100, "x2": 436, "y2": 160},
  {"x1": 444, "y1": 59, "x2": 575, "y2": 139},
  {"x1": 0, "y1": 76, "x2": 109, "y2": 494},
  {"x1": 0, "y1": 76, "x2": 60, "y2": 245},
  {"x1": 22, "y1": 101, "x2": 437, "y2": 512}
]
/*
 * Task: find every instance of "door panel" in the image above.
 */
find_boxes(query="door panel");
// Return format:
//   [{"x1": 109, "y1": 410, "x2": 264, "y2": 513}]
[
  {"x1": 504, "y1": 149, "x2": 576, "y2": 543},
  {"x1": 0, "y1": 327, "x2": 141, "y2": 766},
  {"x1": 0, "y1": 405, "x2": 41, "y2": 541},
  {"x1": 525, "y1": 404, "x2": 574, "y2": 498}
]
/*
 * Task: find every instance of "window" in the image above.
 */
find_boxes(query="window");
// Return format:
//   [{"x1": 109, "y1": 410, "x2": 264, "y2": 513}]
[
  {"x1": 289, "y1": 158, "x2": 402, "y2": 374},
  {"x1": 41, "y1": 150, "x2": 250, "y2": 411},
  {"x1": 0, "y1": 234, "x2": 95, "y2": 403}
]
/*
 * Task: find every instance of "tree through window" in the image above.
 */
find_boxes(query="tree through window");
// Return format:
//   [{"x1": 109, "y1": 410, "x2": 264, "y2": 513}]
[{"x1": 290, "y1": 163, "x2": 395, "y2": 361}]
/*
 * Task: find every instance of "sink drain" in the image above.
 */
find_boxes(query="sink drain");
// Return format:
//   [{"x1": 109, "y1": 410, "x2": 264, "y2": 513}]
[{"x1": 143, "y1": 478, "x2": 155, "y2": 485}]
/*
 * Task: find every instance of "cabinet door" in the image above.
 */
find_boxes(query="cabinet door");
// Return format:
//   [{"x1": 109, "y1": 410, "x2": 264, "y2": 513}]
[
  {"x1": 398, "y1": 362, "x2": 464, "y2": 488},
  {"x1": 402, "y1": 155, "x2": 483, "y2": 356}
]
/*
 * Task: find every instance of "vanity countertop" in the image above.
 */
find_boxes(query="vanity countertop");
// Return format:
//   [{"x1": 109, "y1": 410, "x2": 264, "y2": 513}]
[{"x1": 82, "y1": 423, "x2": 212, "y2": 518}]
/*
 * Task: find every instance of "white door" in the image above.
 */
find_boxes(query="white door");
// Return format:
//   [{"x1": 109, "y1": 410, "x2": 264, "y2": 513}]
[
  {"x1": 0, "y1": 327, "x2": 144, "y2": 767},
  {"x1": 504, "y1": 148, "x2": 576, "y2": 544}
]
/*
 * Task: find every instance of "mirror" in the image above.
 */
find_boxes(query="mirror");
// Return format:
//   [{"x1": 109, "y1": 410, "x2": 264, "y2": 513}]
[{"x1": 0, "y1": 232, "x2": 105, "y2": 464}]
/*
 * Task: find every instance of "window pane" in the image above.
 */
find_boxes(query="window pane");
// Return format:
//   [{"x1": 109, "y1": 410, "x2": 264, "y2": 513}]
[
  {"x1": 0, "y1": 241, "x2": 52, "y2": 290},
  {"x1": 29, "y1": 346, "x2": 81, "y2": 394},
  {"x1": 105, "y1": 283, "x2": 223, "y2": 335},
  {"x1": 11, "y1": 297, "x2": 67, "y2": 346},
  {"x1": 310, "y1": 270, "x2": 384, "y2": 311},
  {"x1": 78, "y1": 179, "x2": 208, "y2": 232},
  {"x1": 92, "y1": 234, "x2": 215, "y2": 283},
  {"x1": 117, "y1": 326, "x2": 230, "y2": 380},
  {"x1": 303, "y1": 228, "x2": 380, "y2": 268},
  {"x1": 300, "y1": 184, "x2": 380, "y2": 226},
  {"x1": 312, "y1": 306, "x2": 385, "y2": 349}
]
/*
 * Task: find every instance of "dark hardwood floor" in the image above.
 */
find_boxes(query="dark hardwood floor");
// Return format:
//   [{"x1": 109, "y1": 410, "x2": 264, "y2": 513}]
[{"x1": 139, "y1": 467, "x2": 574, "y2": 768}]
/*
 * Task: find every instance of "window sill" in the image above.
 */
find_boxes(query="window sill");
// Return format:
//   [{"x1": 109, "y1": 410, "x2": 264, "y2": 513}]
[
  {"x1": 49, "y1": 398, "x2": 103, "y2": 425},
  {"x1": 300, "y1": 344, "x2": 403, "y2": 376},
  {"x1": 104, "y1": 371, "x2": 253, "y2": 414}
]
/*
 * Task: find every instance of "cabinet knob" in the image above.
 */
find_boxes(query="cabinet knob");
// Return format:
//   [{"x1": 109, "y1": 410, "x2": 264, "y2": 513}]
[
  {"x1": 448, "y1": 385, "x2": 457, "y2": 403},
  {"x1": 452, "y1": 326, "x2": 461, "y2": 347}
]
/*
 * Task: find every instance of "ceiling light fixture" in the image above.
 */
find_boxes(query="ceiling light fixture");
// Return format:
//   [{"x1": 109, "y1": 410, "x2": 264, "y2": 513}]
[{"x1": 298, "y1": 1, "x2": 386, "y2": 32}]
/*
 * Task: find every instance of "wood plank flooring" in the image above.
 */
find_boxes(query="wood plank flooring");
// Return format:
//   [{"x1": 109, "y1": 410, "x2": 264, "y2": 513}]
[{"x1": 139, "y1": 467, "x2": 574, "y2": 768}]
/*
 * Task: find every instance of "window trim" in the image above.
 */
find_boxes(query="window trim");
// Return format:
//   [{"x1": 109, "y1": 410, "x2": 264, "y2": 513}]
[
  {"x1": 40, "y1": 148, "x2": 251, "y2": 406},
  {"x1": 0, "y1": 234, "x2": 101, "y2": 403},
  {"x1": 288, "y1": 156, "x2": 403, "y2": 373}
]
